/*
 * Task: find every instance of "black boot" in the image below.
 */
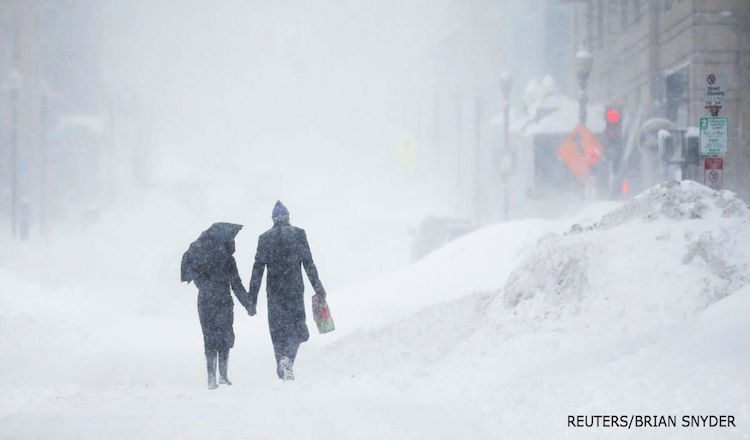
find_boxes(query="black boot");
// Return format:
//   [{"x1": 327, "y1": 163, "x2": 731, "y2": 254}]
[
  {"x1": 218, "y1": 349, "x2": 231, "y2": 385},
  {"x1": 205, "y1": 348, "x2": 218, "y2": 390}
]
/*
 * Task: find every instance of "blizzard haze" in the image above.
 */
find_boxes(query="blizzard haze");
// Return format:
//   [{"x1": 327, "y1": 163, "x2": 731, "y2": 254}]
[
  {"x1": 2, "y1": 2, "x2": 749, "y2": 440},
  {"x1": 103, "y1": 1, "x2": 462, "y2": 190},
  {"x1": 94, "y1": 0, "x2": 513, "y2": 284}
]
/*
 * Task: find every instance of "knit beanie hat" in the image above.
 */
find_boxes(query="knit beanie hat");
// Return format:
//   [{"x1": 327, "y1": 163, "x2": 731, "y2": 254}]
[{"x1": 272, "y1": 200, "x2": 289, "y2": 219}]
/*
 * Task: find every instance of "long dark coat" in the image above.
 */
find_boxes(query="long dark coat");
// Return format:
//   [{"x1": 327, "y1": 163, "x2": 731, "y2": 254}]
[
  {"x1": 183, "y1": 229, "x2": 249, "y2": 352},
  {"x1": 248, "y1": 218, "x2": 326, "y2": 347}
]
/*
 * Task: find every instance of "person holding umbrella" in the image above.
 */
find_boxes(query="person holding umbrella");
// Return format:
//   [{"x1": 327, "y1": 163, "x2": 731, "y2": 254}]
[
  {"x1": 181, "y1": 222, "x2": 253, "y2": 389},
  {"x1": 247, "y1": 201, "x2": 328, "y2": 381}
]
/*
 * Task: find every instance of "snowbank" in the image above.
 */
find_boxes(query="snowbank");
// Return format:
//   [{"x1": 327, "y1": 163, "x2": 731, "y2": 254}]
[{"x1": 313, "y1": 180, "x2": 750, "y2": 438}]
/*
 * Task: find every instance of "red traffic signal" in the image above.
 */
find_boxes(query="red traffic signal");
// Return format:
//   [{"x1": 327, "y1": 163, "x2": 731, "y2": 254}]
[
  {"x1": 604, "y1": 106, "x2": 622, "y2": 152},
  {"x1": 606, "y1": 108, "x2": 620, "y2": 124}
]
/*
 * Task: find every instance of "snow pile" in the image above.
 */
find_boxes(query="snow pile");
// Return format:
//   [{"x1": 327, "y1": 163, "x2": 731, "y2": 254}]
[
  {"x1": 330, "y1": 218, "x2": 561, "y2": 333},
  {"x1": 593, "y1": 179, "x2": 749, "y2": 226},
  {"x1": 497, "y1": 180, "x2": 750, "y2": 333},
  {"x1": 315, "y1": 180, "x2": 750, "y2": 438},
  {"x1": 330, "y1": 201, "x2": 622, "y2": 334},
  {"x1": 331, "y1": 179, "x2": 750, "y2": 358}
]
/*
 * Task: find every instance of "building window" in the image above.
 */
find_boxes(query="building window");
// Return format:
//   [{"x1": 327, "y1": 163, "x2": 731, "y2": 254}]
[
  {"x1": 664, "y1": 0, "x2": 674, "y2": 11},
  {"x1": 620, "y1": 0, "x2": 629, "y2": 32}
]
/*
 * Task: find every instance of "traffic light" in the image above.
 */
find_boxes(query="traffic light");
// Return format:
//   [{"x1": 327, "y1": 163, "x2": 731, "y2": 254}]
[
  {"x1": 604, "y1": 106, "x2": 622, "y2": 165},
  {"x1": 604, "y1": 107, "x2": 621, "y2": 143}
]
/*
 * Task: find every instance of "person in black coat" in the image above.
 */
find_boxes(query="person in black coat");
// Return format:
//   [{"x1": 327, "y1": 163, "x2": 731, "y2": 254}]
[
  {"x1": 182, "y1": 222, "x2": 253, "y2": 389},
  {"x1": 247, "y1": 201, "x2": 327, "y2": 380}
]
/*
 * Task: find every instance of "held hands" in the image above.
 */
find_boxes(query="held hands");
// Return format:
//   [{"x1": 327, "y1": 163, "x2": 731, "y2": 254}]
[{"x1": 246, "y1": 301, "x2": 257, "y2": 316}]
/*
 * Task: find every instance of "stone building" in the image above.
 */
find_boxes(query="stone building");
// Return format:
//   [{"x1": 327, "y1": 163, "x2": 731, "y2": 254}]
[
  {"x1": 566, "y1": 0, "x2": 750, "y2": 199},
  {"x1": 0, "y1": 0, "x2": 111, "y2": 238},
  {"x1": 0, "y1": 0, "x2": 43, "y2": 238}
]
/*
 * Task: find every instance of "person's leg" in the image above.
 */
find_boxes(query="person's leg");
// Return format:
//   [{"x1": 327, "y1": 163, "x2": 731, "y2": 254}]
[
  {"x1": 218, "y1": 348, "x2": 231, "y2": 385},
  {"x1": 205, "y1": 346, "x2": 218, "y2": 389},
  {"x1": 272, "y1": 341, "x2": 284, "y2": 378},
  {"x1": 278, "y1": 342, "x2": 299, "y2": 381},
  {"x1": 198, "y1": 300, "x2": 220, "y2": 389},
  {"x1": 286, "y1": 342, "x2": 300, "y2": 364}
]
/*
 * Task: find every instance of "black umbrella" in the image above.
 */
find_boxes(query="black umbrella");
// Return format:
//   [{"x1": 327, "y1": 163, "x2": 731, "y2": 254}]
[
  {"x1": 181, "y1": 222, "x2": 243, "y2": 283},
  {"x1": 199, "y1": 222, "x2": 243, "y2": 242}
]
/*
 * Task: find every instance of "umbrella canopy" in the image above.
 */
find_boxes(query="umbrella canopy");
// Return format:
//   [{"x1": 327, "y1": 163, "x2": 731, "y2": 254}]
[
  {"x1": 181, "y1": 222, "x2": 243, "y2": 283},
  {"x1": 199, "y1": 222, "x2": 243, "y2": 243}
]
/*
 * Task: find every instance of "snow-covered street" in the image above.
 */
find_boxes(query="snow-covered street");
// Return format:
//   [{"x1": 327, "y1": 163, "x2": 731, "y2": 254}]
[{"x1": 2, "y1": 181, "x2": 749, "y2": 439}]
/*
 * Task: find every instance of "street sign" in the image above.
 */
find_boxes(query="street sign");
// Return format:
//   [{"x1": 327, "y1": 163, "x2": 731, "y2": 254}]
[
  {"x1": 557, "y1": 124, "x2": 604, "y2": 181},
  {"x1": 704, "y1": 157, "x2": 723, "y2": 190},
  {"x1": 396, "y1": 136, "x2": 416, "y2": 169},
  {"x1": 705, "y1": 73, "x2": 726, "y2": 111},
  {"x1": 699, "y1": 117, "x2": 729, "y2": 155}
]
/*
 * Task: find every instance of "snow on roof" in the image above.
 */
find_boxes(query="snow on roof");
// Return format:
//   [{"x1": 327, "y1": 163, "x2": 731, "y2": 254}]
[
  {"x1": 489, "y1": 94, "x2": 606, "y2": 137},
  {"x1": 489, "y1": 75, "x2": 606, "y2": 137},
  {"x1": 525, "y1": 96, "x2": 605, "y2": 136}
]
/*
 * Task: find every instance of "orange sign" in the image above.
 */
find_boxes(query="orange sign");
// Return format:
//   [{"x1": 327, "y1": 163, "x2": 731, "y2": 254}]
[{"x1": 557, "y1": 124, "x2": 605, "y2": 181}]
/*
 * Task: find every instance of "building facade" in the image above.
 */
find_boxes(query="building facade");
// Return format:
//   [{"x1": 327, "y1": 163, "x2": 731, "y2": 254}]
[
  {"x1": 0, "y1": 1, "x2": 122, "y2": 239},
  {"x1": 0, "y1": 0, "x2": 44, "y2": 238},
  {"x1": 567, "y1": 0, "x2": 750, "y2": 198}
]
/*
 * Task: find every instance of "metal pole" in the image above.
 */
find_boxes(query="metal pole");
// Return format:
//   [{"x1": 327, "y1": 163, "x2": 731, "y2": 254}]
[
  {"x1": 455, "y1": 94, "x2": 462, "y2": 190},
  {"x1": 502, "y1": 98, "x2": 510, "y2": 220},
  {"x1": 499, "y1": 71, "x2": 513, "y2": 222},
  {"x1": 504, "y1": 100, "x2": 510, "y2": 156},
  {"x1": 576, "y1": 49, "x2": 592, "y2": 125},
  {"x1": 10, "y1": 87, "x2": 18, "y2": 238},
  {"x1": 433, "y1": 90, "x2": 440, "y2": 177},
  {"x1": 575, "y1": 49, "x2": 593, "y2": 198},
  {"x1": 40, "y1": 92, "x2": 48, "y2": 240},
  {"x1": 579, "y1": 78, "x2": 588, "y2": 124},
  {"x1": 474, "y1": 96, "x2": 481, "y2": 224}
]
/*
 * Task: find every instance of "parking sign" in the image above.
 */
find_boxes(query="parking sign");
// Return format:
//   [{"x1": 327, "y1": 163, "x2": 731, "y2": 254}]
[{"x1": 699, "y1": 117, "x2": 729, "y2": 156}]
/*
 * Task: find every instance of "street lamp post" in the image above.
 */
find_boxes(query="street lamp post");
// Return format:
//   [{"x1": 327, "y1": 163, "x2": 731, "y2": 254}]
[
  {"x1": 6, "y1": 69, "x2": 21, "y2": 238},
  {"x1": 500, "y1": 72, "x2": 512, "y2": 153},
  {"x1": 576, "y1": 50, "x2": 596, "y2": 199},
  {"x1": 576, "y1": 49, "x2": 593, "y2": 125},
  {"x1": 499, "y1": 71, "x2": 513, "y2": 220}
]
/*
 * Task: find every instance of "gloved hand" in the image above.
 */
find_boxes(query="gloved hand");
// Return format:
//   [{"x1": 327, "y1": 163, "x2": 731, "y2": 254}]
[{"x1": 247, "y1": 302, "x2": 257, "y2": 316}]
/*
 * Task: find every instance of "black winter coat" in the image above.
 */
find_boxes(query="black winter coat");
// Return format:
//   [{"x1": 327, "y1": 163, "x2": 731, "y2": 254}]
[
  {"x1": 248, "y1": 219, "x2": 326, "y2": 346},
  {"x1": 193, "y1": 248, "x2": 249, "y2": 351}
]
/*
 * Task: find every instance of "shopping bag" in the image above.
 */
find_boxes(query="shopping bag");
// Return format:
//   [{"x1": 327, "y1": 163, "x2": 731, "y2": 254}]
[{"x1": 312, "y1": 294, "x2": 335, "y2": 334}]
